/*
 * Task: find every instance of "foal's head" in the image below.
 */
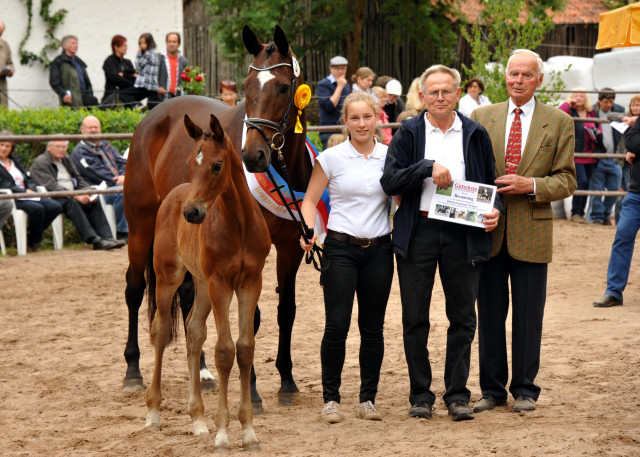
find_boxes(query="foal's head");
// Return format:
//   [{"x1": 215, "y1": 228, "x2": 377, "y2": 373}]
[
  {"x1": 241, "y1": 25, "x2": 300, "y2": 173},
  {"x1": 182, "y1": 114, "x2": 233, "y2": 224}
]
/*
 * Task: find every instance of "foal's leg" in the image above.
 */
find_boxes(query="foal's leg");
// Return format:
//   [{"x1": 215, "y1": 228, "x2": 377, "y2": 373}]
[
  {"x1": 236, "y1": 279, "x2": 262, "y2": 451},
  {"x1": 208, "y1": 279, "x2": 235, "y2": 452},
  {"x1": 186, "y1": 278, "x2": 212, "y2": 437},
  {"x1": 145, "y1": 264, "x2": 185, "y2": 431}
]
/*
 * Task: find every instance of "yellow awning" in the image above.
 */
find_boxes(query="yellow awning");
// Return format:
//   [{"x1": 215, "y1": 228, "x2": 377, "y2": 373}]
[{"x1": 597, "y1": 3, "x2": 640, "y2": 49}]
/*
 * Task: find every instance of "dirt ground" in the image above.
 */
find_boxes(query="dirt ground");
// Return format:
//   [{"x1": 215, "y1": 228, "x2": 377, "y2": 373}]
[{"x1": 1, "y1": 219, "x2": 639, "y2": 456}]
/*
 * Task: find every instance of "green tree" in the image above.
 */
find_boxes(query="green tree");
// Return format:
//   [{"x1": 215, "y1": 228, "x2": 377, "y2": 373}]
[{"x1": 460, "y1": 0, "x2": 567, "y2": 104}]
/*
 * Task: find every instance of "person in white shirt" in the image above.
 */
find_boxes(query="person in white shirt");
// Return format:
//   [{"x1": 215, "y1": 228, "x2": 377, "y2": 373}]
[
  {"x1": 300, "y1": 92, "x2": 393, "y2": 425},
  {"x1": 458, "y1": 78, "x2": 491, "y2": 117}
]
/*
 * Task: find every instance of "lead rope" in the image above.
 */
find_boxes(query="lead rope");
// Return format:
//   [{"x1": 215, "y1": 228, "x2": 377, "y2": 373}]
[{"x1": 265, "y1": 148, "x2": 324, "y2": 273}]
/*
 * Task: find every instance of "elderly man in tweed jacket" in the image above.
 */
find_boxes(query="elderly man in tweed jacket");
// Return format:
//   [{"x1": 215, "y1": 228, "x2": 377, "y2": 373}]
[{"x1": 470, "y1": 49, "x2": 576, "y2": 414}]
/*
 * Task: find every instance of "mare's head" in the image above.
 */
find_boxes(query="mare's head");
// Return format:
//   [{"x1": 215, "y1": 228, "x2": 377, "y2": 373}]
[
  {"x1": 182, "y1": 114, "x2": 233, "y2": 224},
  {"x1": 241, "y1": 25, "x2": 301, "y2": 172}
]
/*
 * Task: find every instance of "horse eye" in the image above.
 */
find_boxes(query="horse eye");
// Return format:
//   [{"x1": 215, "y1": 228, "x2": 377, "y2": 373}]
[
  {"x1": 279, "y1": 84, "x2": 290, "y2": 95},
  {"x1": 211, "y1": 161, "x2": 223, "y2": 174}
]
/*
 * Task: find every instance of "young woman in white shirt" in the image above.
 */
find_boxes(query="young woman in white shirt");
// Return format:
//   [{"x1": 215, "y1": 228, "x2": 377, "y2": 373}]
[{"x1": 300, "y1": 92, "x2": 393, "y2": 424}]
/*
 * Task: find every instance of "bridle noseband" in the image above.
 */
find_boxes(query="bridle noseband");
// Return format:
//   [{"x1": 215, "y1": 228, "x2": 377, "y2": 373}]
[{"x1": 243, "y1": 60, "x2": 298, "y2": 152}]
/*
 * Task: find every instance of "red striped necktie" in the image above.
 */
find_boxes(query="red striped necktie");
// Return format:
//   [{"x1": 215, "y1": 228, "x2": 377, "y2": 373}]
[{"x1": 505, "y1": 108, "x2": 523, "y2": 174}]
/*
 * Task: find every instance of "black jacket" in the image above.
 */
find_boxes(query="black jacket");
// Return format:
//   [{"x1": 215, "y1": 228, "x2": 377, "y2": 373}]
[
  {"x1": 102, "y1": 54, "x2": 136, "y2": 100},
  {"x1": 0, "y1": 155, "x2": 36, "y2": 193},
  {"x1": 380, "y1": 110, "x2": 503, "y2": 262},
  {"x1": 29, "y1": 152, "x2": 91, "y2": 192},
  {"x1": 625, "y1": 117, "x2": 640, "y2": 194}
]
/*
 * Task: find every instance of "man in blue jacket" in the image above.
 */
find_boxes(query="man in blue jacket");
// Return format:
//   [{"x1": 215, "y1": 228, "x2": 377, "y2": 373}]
[
  {"x1": 316, "y1": 56, "x2": 351, "y2": 150},
  {"x1": 380, "y1": 64, "x2": 501, "y2": 422}
]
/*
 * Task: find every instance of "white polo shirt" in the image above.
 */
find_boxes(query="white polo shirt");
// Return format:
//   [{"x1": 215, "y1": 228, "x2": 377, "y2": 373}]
[
  {"x1": 316, "y1": 139, "x2": 390, "y2": 239},
  {"x1": 420, "y1": 113, "x2": 465, "y2": 211}
]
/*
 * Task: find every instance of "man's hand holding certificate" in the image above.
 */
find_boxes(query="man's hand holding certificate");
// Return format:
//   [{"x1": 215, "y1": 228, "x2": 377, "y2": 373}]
[{"x1": 428, "y1": 179, "x2": 499, "y2": 231}]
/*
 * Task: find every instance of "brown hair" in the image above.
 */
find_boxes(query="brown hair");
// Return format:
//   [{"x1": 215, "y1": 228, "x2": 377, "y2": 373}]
[
  {"x1": 628, "y1": 94, "x2": 640, "y2": 116},
  {"x1": 0, "y1": 130, "x2": 15, "y2": 153},
  {"x1": 111, "y1": 35, "x2": 126, "y2": 54},
  {"x1": 219, "y1": 80, "x2": 237, "y2": 93},
  {"x1": 350, "y1": 66, "x2": 375, "y2": 84},
  {"x1": 139, "y1": 33, "x2": 156, "y2": 51},
  {"x1": 464, "y1": 78, "x2": 485, "y2": 93}
]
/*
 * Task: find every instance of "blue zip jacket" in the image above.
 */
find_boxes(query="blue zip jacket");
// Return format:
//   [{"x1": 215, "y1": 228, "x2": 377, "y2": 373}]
[{"x1": 380, "y1": 110, "x2": 503, "y2": 263}]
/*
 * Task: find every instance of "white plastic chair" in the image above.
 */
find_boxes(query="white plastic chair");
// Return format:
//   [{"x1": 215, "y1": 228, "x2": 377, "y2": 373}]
[
  {"x1": 0, "y1": 188, "x2": 63, "y2": 255},
  {"x1": 96, "y1": 191, "x2": 117, "y2": 239}
]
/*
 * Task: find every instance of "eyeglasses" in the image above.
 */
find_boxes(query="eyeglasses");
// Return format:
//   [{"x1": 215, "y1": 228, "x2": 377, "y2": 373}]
[
  {"x1": 424, "y1": 90, "x2": 456, "y2": 99},
  {"x1": 507, "y1": 71, "x2": 537, "y2": 81}
]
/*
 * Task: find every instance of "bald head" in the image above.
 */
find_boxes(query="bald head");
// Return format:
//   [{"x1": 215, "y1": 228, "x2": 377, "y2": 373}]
[{"x1": 80, "y1": 116, "x2": 101, "y2": 135}]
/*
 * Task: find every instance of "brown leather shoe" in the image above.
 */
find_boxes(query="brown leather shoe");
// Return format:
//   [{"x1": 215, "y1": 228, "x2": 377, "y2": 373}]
[
  {"x1": 473, "y1": 396, "x2": 507, "y2": 412},
  {"x1": 593, "y1": 294, "x2": 623, "y2": 308},
  {"x1": 513, "y1": 395, "x2": 536, "y2": 412}
]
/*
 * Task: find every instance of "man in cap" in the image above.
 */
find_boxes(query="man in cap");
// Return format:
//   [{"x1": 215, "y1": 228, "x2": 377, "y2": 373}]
[{"x1": 317, "y1": 55, "x2": 351, "y2": 150}]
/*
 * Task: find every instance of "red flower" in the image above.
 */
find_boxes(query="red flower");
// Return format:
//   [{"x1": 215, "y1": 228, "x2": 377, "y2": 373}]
[
  {"x1": 180, "y1": 72, "x2": 187, "y2": 81},
  {"x1": 186, "y1": 76, "x2": 192, "y2": 82},
  {"x1": 195, "y1": 75, "x2": 203, "y2": 82},
  {"x1": 185, "y1": 67, "x2": 191, "y2": 73}
]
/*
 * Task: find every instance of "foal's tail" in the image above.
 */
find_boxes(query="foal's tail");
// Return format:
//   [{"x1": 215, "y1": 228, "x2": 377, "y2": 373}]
[{"x1": 146, "y1": 238, "x2": 180, "y2": 344}]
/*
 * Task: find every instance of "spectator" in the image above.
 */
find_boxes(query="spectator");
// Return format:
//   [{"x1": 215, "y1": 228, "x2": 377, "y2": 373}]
[
  {"x1": 384, "y1": 79, "x2": 405, "y2": 125},
  {"x1": 134, "y1": 33, "x2": 162, "y2": 109},
  {"x1": 609, "y1": 95, "x2": 640, "y2": 223},
  {"x1": 587, "y1": 88, "x2": 624, "y2": 225},
  {"x1": 592, "y1": 117, "x2": 640, "y2": 308},
  {"x1": 397, "y1": 78, "x2": 422, "y2": 122},
  {"x1": 558, "y1": 88, "x2": 600, "y2": 223},
  {"x1": 102, "y1": 35, "x2": 138, "y2": 108},
  {"x1": 49, "y1": 35, "x2": 98, "y2": 108},
  {"x1": 0, "y1": 20, "x2": 15, "y2": 108},
  {"x1": 326, "y1": 133, "x2": 346, "y2": 148},
  {"x1": 380, "y1": 65, "x2": 500, "y2": 422},
  {"x1": 374, "y1": 75, "x2": 392, "y2": 89},
  {"x1": 458, "y1": 78, "x2": 491, "y2": 117},
  {"x1": 351, "y1": 66, "x2": 375, "y2": 95},
  {"x1": 470, "y1": 49, "x2": 576, "y2": 414},
  {"x1": 219, "y1": 80, "x2": 237, "y2": 106},
  {"x1": 30, "y1": 139, "x2": 125, "y2": 250},
  {"x1": 371, "y1": 86, "x2": 392, "y2": 145},
  {"x1": 300, "y1": 92, "x2": 393, "y2": 424},
  {"x1": 0, "y1": 199, "x2": 11, "y2": 230},
  {"x1": 70, "y1": 116, "x2": 128, "y2": 241},
  {"x1": 317, "y1": 55, "x2": 351, "y2": 150},
  {"x1": 158, "y1": 32, "x2": 188, "y2": 100},
  {"x1": 0, "y1": 130, "x2": 63, "y2": 252}
]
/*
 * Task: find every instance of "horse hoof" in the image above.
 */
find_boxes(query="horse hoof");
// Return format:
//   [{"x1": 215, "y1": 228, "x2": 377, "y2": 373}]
[
  {"x1": 144, "y1": 424, "x2": 161, "y2": 432},
  {"x1": 277, "y1": 391, "x2": 297, "y2": 406},
  {"x1": 252, "y1": 401, "x2": 264, "y2": 415},
  {"x1": 200, "y1": 378, "x2": 218, "y2": 394},
  {"x1": 244, "y1": 443, "x2": 261, "y2": 451},
  {"x1": 122, "y1": 377, "x2": 144, "y2": 392},
  {"x1": 193, "y1": 424, "x2": 210, "y2": 437}
]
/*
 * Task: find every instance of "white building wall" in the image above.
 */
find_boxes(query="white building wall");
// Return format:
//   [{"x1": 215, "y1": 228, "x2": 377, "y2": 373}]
[{"x1": 1, "y1": 0, "x2": 183, "y2": 109}]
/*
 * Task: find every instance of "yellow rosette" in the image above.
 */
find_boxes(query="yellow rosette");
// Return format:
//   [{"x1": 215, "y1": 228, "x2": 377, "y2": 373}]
[{"x1": 294, "y1": 84, "x2": 311, "y2": 133}]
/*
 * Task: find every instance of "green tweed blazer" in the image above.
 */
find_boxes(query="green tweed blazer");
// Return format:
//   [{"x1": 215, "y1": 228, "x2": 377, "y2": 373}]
[{"x1": 470, "y1": 100, "x2": 577, "y2": 263}]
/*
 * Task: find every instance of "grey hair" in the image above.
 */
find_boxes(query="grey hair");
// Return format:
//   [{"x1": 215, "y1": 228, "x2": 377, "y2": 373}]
[
  {"x1": 419, "y1": 65, "x2": 461, "y2": 93},
  {"x1": 506, "y1": 49, "x2": 544, "y2": 76},
  {"x1": 61, "y1": 35, "x2": 78, "y2": 47}
]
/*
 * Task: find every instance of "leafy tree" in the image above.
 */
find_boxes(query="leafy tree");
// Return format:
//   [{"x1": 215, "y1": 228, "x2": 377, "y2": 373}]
[{"x1": 460, "y1": 0, "x2": 568, "y2": 104}]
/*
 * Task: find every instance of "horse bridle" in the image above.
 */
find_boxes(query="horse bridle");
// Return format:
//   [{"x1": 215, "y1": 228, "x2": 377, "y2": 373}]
[
  {"x1": 242, "y1": 56, "x2": 325, "y2": 274},
  {"x1": 243, "y1": 60, "x2": 298, "y2": 152}
]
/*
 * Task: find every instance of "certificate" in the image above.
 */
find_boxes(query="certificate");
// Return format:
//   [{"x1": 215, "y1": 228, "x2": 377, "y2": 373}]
[{"x1": 427, "y1": 179, "x2": 497, "y2": 229}]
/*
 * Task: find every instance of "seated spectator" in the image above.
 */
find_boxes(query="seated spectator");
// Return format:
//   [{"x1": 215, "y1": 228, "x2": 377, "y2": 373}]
[
  {"x1": 608, "y1": 94, "x2": 640, "y2": 223},
  {"x1": 371, "y1": 86, "x2": 392, "y2": 145},
  {"x1": 458, "y1": 78, "x2": 491, "y2": 117},
  {"x1": 0, "y1": 199, "x2": 12, "y2": 230},
  {"x1": 559, "y1": 88, "x2": 600, "y2": 223},
  {"x1": 30, "y1": 139, "x2": 125, "y2": 250},
  {"x1": 351, "y1": 67, "x2": 375, "y2": 95},
  {"x1": 70, "y1": 116, "x2": 128, "y2": 241},
  {"x1": 219, "y1": 80, "x2": 237, "y2": 106},
  {"x1": 397, "y1": 78, "x2": 422, "y2": 122},
  {"x1": 134, "y1": 33, "x2": 162, "y2": 109},
  {"x1": 0, "y1": 130, "x2": 63, "y2": 252},
  {"x1": 49, "y1": 35, "x2": 98, "y2": 108},
  {"x1": 102, "y1": 35, "x2": 138, "y2": 108}
]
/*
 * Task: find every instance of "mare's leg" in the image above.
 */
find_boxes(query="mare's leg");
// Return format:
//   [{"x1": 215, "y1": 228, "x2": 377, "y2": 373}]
[
  {"x1": 145, "y1": 260, "x2": 186, "y2": 431},
  {"x1": 186, "y1": 278, "x2": 212, "y2": 437},
  {"x1": 208, "y1": 279, "x2": 235, "y2": 452},
  {"x1": 123, "y1": 215, "x2": 156, "y2": 391},
  {"x1": 274, "y1": 240, "x2": 304, "y2": 405},
  {"x1": 236, "y1": 276, "x2": 263, "y2": 451},
  {"x1": 250, "y1": 306, "x2": 262, "y2": 412},
  {"x1": 178, "y1": 273, "x2": 217, "y2": 393}
]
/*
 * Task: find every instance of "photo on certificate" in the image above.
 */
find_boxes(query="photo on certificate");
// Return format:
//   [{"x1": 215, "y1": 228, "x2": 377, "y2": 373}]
[{"x1": 428, "y1": 179, "x2": 497, "y2": 229}]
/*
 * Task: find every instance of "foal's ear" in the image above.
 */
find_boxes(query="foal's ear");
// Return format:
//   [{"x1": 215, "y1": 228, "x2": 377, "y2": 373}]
[
  {"x1": 273, "y1": 25, "x2": 289, "y2": 57},
  {"x1": 209, "y1": 114, "x2": 225, "y2": 142},
  {"x1": 243, "y1": 25, "x2": 263, "y2": 56},
  {"x1": 184, "y1": 114, "x2": 203, "y2": 140}
]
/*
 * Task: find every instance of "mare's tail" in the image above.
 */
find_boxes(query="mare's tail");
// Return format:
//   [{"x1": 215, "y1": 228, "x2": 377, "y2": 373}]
[{"x1": 146, "y1": 238, "x2": 180, "y2": 344}]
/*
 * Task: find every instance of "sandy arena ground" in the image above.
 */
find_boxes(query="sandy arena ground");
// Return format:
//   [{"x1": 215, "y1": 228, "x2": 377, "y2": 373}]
[{"x1": 1, "y1": 219, "x2": 639, "y2": 456}]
